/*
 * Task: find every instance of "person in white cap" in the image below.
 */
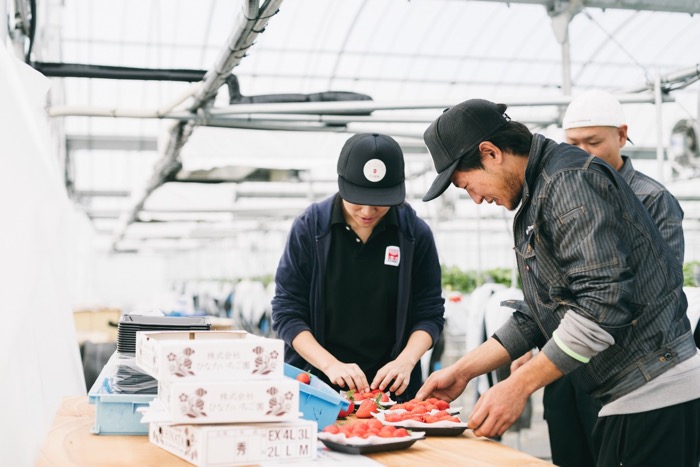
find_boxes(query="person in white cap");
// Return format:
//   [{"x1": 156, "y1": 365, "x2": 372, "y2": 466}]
[
  {"x1": 272, "y1": 133, "x2": 445, "y2": 401},
  {"x1": 519, "y1": 89, "x2": 689, "y2": 467},
  {"x1": 563, "y1": 89, "x2": 684, "y2": 261}
]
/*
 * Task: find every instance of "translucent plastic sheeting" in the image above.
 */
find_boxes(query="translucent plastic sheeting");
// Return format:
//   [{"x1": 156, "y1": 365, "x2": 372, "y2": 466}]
[{"x1": 0, "y1": 46, "x2": 90, "y2": 467}]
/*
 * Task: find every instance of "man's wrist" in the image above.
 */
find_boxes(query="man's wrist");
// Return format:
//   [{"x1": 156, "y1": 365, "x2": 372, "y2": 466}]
[{"x1": 453, "y1": 355, "x2": 475, "y2": 382}]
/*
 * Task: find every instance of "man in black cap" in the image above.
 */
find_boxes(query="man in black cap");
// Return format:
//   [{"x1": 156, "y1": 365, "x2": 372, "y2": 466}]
[
  {"x1": 416, "y1": 100, "x2": 700, "y2": 466},
  {"x1": 272, "y1": 133, "x2": 445, "y2": 401}
]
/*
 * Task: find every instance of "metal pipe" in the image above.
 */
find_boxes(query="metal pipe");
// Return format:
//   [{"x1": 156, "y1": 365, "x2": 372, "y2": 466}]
[
  {"x1": 48, "y1": 82, "x2": 200, "y2": 119},
  {"x1": 654, "y1": 71, "x2": 665, "y2": 183},
  {"x1": 189, "y1": 0, "x2": 262, "y2": 109},
  {"x1": 560, "y1": 32, "x2": 572, "y2": 96},
  {"x1": 157, "y1": 83, "x2": 201, "y2": 117},
  {"x1": 622, "y1": 64, "x2": 700, "y2": 94},
  {"x1": 30, "y1": 62, "x2": 207, "y2": 81},
  {"x1": 467, "y1": 0, "x2": 700, "y2": 14},
  {"x1": 1, "y1": 0, "x2": 7, "y2": 45},
  {"x1": 48, "y1": 93, "x2": 673, "y2": 120}
]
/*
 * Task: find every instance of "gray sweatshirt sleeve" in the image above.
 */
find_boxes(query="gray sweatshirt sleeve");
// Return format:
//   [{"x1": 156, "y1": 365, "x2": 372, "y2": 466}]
[{"x1": 542, "y1": 309, "x2": 615, "y2": 374}]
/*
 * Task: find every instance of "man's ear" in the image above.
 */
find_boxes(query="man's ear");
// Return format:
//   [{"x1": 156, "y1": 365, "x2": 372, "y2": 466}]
[
  {"x1": 617, "y1": 125, "x2": 628, "y2": 149},
  {"x1": 478, "y1": 141, "x2": 502, "y2": 164}
]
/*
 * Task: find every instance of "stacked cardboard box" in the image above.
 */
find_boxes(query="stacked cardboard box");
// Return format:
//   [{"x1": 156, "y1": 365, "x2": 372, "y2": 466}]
[{"x1": 136, "y1": 330, "x2": 317, "y2": 466}]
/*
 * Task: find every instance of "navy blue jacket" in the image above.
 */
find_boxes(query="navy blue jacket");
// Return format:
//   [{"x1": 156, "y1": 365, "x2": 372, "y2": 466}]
[{"x1": 271, "y1": 194, "x2": 445, "y2": 395}]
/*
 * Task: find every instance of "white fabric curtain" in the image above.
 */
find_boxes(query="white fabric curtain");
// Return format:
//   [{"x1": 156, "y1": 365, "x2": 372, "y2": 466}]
[{"x1": 0, "y1": 45, "x2": 90, "y2": 466}]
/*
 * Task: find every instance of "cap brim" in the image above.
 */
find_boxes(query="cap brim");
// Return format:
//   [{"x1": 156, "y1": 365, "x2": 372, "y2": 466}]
[
  {"x1": 422, "y1": 158, "x2": 460, "y2": 202},
  {"x1": 338, "y1": 176, "x2": 406, "y2": 206}
]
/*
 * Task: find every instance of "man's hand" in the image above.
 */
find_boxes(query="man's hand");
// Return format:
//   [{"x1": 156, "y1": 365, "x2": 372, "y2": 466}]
[
  {"x1": 470, "y1": 350, "x2": 562, "y2": 438},
  {"x1": 415, "y1": 364, "x2": 469, "y2": 402},
  {"x1": 467, "y1": 377, "x2": 529, "y2": 438}
]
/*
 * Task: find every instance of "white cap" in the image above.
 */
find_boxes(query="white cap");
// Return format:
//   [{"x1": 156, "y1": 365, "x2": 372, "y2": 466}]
[{"x1": 562, "y1": 90, "x2": 626, "y2": 130}]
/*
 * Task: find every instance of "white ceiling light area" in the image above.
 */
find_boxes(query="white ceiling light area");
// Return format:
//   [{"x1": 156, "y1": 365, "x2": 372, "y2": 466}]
[{"x1": 7, "y1": 0, "x2": 700, "y2": 268}]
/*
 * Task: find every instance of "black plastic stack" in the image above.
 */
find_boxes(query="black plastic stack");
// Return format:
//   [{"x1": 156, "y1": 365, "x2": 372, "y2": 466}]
[{"x1": 117, "y1": 314, "x2": 211, "y2": 355}]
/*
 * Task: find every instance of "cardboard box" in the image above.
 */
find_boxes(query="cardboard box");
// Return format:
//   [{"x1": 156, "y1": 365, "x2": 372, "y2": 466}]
[
  {"x1": 135, "y1": 331, "x2": 284, "y2": 381},
  {"x1": 149, "y1": 420, "x2": 317, "y2": 467},
  {"x1": 157, "y1": 378, "x2": 300, "y2": 424},
  {"x1": 74, "y1": 307, "x2": 121, "y2": 343}
]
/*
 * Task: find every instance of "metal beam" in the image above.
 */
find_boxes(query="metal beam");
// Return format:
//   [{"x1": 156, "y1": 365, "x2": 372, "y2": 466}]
[
  {"x1": 66, "y1": 134, "x2": 157, "y2": 152},
  {"x1": 469, "y1": 0, "x2": 700, "y2": 14},
  {"x1": 195, "y1": 93, "x2": 673, "y2": 116},
  {"x1": 31, "y1": 62, "x2": 207, "y2": 82},
  {"x1": 48, "y1": 92, "x2": 676, "y2": 120},
  {"x1": 75, "y1": 190, "x2": 130, "y2": 198},
  {"x1": 110, "y1": 0, "x2": 285, "y2": 251}
]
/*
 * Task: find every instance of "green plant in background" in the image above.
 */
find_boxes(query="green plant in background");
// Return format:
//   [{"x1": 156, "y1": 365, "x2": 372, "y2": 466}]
[
  {"x1": 441, "y1": 266, "x2": 520, "y2": 293},
  {"x1": 684, "y1": 261, "x2": 700, "y2": 287},
  {"x1": 441, "y1": 266, "x2": 478, "y2": 293},
  {"x1": 443, "y1": 262, "x2": 699, "y2": 293},
  {"x1": 247, "y1": 274, "x2": 274, "y2": 287}
]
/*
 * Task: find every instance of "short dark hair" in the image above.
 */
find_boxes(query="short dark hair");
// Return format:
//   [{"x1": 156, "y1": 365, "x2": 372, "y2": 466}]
[{"x1": 456, "y1": 104, "x2": 533, "y2": 172}]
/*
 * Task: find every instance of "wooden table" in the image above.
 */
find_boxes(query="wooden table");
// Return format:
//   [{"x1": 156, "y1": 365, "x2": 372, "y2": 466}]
[{"x1": 36, "y1": 397, "x2": 552, "y2": 467}]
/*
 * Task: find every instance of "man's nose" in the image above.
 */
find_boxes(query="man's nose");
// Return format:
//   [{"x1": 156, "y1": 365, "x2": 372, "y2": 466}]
[{"x1": 465, "y1": 189, "x2": 483, "y2": 204}]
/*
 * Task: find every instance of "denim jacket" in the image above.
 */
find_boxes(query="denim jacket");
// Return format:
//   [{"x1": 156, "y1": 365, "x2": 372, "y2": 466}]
[
  {"x1": 619, "y1": 155, "x2": 684, "y2": 263},
  {"x1": 495, "y1": 134, "x2": 696, "y2": 404}
]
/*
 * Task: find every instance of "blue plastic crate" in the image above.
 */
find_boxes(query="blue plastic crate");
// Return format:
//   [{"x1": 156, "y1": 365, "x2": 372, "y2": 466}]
[
  {"x1": 284, "y1": 363, "x2": 350, "y2": 431},
  {"x1": 88, "y1": 365, "x2": 155, "y2": 435}
]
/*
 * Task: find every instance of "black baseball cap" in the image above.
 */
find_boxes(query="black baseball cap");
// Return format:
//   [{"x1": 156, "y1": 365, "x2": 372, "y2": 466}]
[
  {"x1": 337, "y1": 133, "x2": 406, "y2": 206},
  {"x1": 422, "y1": 99, "x2": 510, "y2": 202}
]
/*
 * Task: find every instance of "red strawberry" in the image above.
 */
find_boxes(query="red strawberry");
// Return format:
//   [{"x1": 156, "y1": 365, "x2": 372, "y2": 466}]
[
  {"x1": 337, "y1": 399, "x2": 355, "y2": 419},
  {"x1": 322, "y1": 425, "x2": 340, "y2": 434},
  {"x1": 295, "y1": 372, "x2": 311, "y2": 384},
  {"x1": 384, "y1": 412, "x2": 402, "y2": 423},
  {"x1": 355, "y1": 399, "x2": 378, "y2": 418},
  {"x1": 435, "y1": 400, "x2": 450, "y2": 411}
]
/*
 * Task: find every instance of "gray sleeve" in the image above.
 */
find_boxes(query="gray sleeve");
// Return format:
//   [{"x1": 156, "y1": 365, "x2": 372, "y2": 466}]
[
  {"x1": 646, "y1": 190, "x2": 685, "y2": 264},
  {"x1": 493, "y1": 300, "x2": 547, "y2": 360},
  {"x1": 541, "y1": 309, "x2": 615, "y2": 374}
]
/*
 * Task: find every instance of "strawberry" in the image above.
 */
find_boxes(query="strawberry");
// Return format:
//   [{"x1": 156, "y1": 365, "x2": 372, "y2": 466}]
[
  {"x1": 435, "y1": 400, "x2": 450, "y2": 411},
  {"x1": 422, "y1": 414, "x2": 440, "y2": 424},
  {"x1": 337, "y1": 399, "x2": 355, "y2": 419},
  {"x1": 355, "y1": 399, "x2": 378, "y2": 418},
  {"x1": 295, "y1": 372, "x2": 311, "y2": 384},
  {"x1": 322, "y1": 425, "x2": 340, "y2": 434},
  {"x1": 367, "y1": 419, "x2": 384, "y2": 430},
  {"x1": 384, "y1": 413, "x2": 402, "y2": 423}
]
